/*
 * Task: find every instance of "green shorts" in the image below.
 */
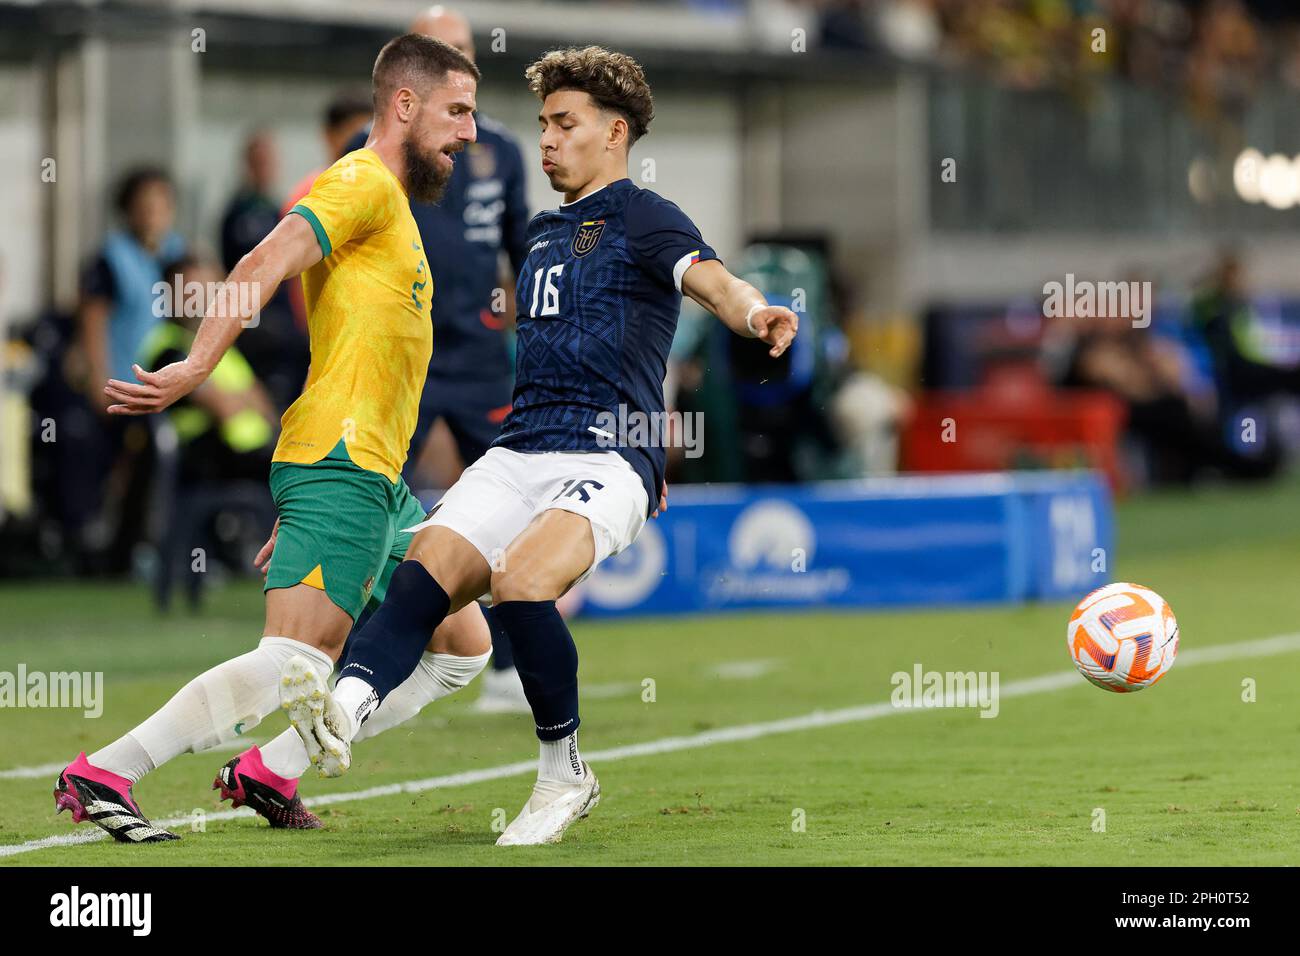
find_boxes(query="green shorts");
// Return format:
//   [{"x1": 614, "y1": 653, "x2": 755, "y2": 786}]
[{"x1": 265, "y1": 440, "x2": 427, "y2": 620}]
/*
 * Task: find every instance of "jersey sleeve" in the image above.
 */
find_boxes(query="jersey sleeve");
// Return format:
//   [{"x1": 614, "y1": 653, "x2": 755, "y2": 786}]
[
  {"x1": 289, "y1": 154, "x2": 399, "y2": 258},
  {"x1": 625, "y1": 190, "x2": 719, "y2": 292}
]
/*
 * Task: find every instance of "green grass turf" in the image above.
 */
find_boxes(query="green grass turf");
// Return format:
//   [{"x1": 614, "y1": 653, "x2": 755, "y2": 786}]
[{"x1": 1, "y1": 475, "x2": 1297, "y2": 865}]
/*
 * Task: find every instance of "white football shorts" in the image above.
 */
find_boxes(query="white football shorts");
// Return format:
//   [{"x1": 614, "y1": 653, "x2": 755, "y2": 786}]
[{"x1": 402, "y1": 447, "x2": 650, "y2": 596}]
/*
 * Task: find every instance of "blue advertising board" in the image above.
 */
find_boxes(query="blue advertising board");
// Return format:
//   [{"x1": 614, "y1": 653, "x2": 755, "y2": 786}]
[{"x1": 580, "y1": 471, "x2": 1112, "y2": 617}]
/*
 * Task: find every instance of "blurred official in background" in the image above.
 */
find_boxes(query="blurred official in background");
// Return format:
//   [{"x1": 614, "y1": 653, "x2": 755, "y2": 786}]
[
  {"x1": 389, "y1": 5, "x2": 533, "y2": 713},
  {"x1": 219, "y1": 131, "x2": 307, "y2": 413}
]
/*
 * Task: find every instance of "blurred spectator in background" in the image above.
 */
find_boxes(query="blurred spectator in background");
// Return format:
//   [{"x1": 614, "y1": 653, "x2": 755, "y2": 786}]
[
  {"x1": 827, "y1": 367, "x2": 912, "y2": 476},
  {"x1": 723, "y1": 242, "x2": 846, "y2": 482},
  {"x1": 145, "y1": 253, "x2": 279, "y2": 609},
  {"x1": 868, "y1": 0, "x2": 943, "y2": 60},
  {"x1": 1103, "y1": 0, "x2": 1194, "y2": 89},
  {"x1": 281, "y1": 90, "x2": 374, "y2": 329},
  {"x1": 1278, "y1": 21, "x2": 1300, "y2": 90},
  {"x1": 674, "y1": 237, "x2": 906, "y2": 484},
  {"x1": 143, "y1": 252, "x2": 278, "y2": 484},
  {"x1": 1047, "y1": 285, "x2": 1278, "y2": 484},
  {"x1": 1193, "y1": 250, "x2": 1300, "y2": 407},
  {"x1": 1185, "y1": 0, "x2": 1261, "y2": 124},
  {"x1": 220, "y1": 130, "x2": 280, "y2": 271},
  {"x1": 282, "y1": 90, "x2": 373, "y2": 215},
  {"x1": 817, "y1": 0, "x2": 874, "y2": 51},
  {"x1": 219, "y1": 130, "x2": 307, "y2": 412},
  {"x1": 799, "y1": 0, "x2": 1274, "y2": 140},
  {"x1": 76, "y1": 167, "x2": 184, "y2": 402},
  {"x1": 24, "y1": 298, "x2": 100, "y2": 572},
  {"x1": 68, "y1": 166, "x2": 185, "y2": 572}
]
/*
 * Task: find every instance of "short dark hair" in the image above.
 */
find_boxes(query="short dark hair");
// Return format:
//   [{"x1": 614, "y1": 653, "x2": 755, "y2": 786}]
[
  {"x1": 372, "y1": 33, "x2": 480, "y2": 112},
  {"x1": 526, "y1": 46, "x2": 654, "y2": 146},
  {"x1": 115, "y1": 166, "x2": 173, "y2": 215},
  {"x1": 323, "y1": 89, "x2": 373, "y2": 132},
  {"x1": 159, "y1": 251, "x2": 213, "y2": 280}
]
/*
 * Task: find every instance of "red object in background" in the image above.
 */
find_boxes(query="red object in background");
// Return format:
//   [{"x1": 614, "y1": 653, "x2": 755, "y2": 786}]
[{"x1": 901, "y1": 364, "x2": 1130, "y2": 493}]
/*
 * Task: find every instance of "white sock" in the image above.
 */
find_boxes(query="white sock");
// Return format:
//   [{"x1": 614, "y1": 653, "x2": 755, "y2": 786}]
[
  {"x1": 332, "y1": 676, "x2": 377, "y2": 742},
  {"x1": 259, "y1": 649, "x2": 491, "y2": 778},
  {"x1": 354, "y1": 649, "x2": 490, "y2": 742},
  {"x1": 97, "y1": 637, "x2": 333, "y2": 781},
  {"x1": 257, "y1": 726, "x2": 313, "y2": 780},
  {"x1": 88, "y1": 733, "x2": 154, "y2": 785},
  {"x1": 481, "y1": 666, "x2": 525, "y2": 694},
  {"x1": 538, "y1": 731, "x2": 585, "y2": 784}
]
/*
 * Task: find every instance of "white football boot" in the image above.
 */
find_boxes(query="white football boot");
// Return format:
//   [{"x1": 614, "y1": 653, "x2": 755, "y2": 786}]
[
  {"x1": 472, "y1": 666, "x2": 533, "y2": 715},
  {"x1": 496, "y1": 762, "x2": 600, "y2": 846},
  {"x1": 280, "y1": 655, "x2": 352, "y2": 778}
]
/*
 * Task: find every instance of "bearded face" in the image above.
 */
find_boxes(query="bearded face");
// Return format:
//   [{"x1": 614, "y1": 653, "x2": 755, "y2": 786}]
[
  {"x1": 387, "y1": 69, "x2": 476, "y2": 204},
  {"x1": 402, "y1": 133, "x2": 457, "y2": 204}
]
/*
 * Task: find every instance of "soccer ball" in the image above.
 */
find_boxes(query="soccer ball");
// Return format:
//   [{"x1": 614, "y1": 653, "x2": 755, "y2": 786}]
[{"x1": 1066, "y1": 582, "x2": 1179, "y2": 693}]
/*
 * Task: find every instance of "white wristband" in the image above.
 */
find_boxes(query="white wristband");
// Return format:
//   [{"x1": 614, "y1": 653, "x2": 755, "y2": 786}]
[{"x1": 744, "y1": 302, "x2": 765, "y2": 337}]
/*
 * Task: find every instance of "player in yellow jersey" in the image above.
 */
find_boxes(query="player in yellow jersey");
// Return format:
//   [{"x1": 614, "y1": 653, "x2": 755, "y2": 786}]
[{"x1": 52, "y1": 35, "x2": 490, "y2": 842}]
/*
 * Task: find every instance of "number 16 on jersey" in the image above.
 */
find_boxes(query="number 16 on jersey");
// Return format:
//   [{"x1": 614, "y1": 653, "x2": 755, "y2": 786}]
[{"x1": 528, "y1": 264, "x2": 564, "y2": 318}]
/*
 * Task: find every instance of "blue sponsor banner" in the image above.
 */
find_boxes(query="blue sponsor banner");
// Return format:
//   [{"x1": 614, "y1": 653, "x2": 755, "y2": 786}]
[{"x1": 582, "y1": 471, "x2": 1112, "y2": 617}]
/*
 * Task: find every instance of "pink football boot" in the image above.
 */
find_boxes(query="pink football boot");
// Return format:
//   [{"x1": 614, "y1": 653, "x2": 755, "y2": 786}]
[
  {"x1": 53, "y1": 752, "x2": 179, "y2": 843},
  {"x1": 214, "y1": 745, "x2": 321, "y2": 829}
]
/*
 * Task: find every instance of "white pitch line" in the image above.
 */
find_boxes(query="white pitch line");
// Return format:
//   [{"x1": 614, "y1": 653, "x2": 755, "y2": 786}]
[
  {"x1": 710, "y1": 658, "x2": 782, "y2": 680},
  {"x1": 578, "y1": 660, "x2": 782, "y2": 700},
  {"x1": 0, "y1": 762, "x2": 67, "y2": 781},
  {"x1": 3, "y1": 632, "x2": 1298, "y2": 860},
  {"x1": 582, "y1": 681, "x2": 640, "y2": 699},
  {"x1": 0, "y1": 740, "x2": 251, "y2": 781}
]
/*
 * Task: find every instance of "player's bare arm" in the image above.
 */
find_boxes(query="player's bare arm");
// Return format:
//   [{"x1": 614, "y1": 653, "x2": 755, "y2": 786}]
[
  {"x1": 103, "y1": 213, "x2": 323, "y2": 415},
  {"x1": 680, "y1": 258, "x2": 798, "y2": 358},
  {"x1": 76, "y1": 294, "x2": 112, "y2": 412}
]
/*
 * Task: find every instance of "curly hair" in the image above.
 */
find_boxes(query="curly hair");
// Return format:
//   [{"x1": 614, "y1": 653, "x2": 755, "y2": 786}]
[{"x1": 525, "y1": 46, "x2": 655, "y2": 146}]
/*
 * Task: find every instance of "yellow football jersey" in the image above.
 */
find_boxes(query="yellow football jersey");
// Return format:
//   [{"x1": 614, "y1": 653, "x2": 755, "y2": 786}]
[{"x1": 275, "y1": 149, "x2": 431, "y2": 481}]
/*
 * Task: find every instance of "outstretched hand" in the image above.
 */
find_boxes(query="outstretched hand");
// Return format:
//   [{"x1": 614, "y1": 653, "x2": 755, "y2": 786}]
[
  {"x1": 748, "y1": 305, "x2": 799, "y2": 358},
  {"x1": 105, "y1": 360, "x2": 205, "y2": 416}
]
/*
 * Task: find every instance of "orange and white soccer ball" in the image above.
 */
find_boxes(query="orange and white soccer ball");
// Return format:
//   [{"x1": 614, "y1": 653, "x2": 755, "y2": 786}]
[{"x1": 1066, "y1": 583, "x2": 1179, "y2": 692}]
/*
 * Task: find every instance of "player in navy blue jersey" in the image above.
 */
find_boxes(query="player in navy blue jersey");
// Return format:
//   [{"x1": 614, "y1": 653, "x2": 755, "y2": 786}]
[
  {"x1": 403, "y1": 6, "x2": 534, "y2": 714},
  {"x1": 281, "y1": 45, "x2": 798, "y2": 845}
]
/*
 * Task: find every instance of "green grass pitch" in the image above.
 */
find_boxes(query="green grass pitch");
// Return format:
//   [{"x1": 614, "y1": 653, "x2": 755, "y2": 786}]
[{"x1": 2, "y1": 475, "x2": 1298, "y2": 865}]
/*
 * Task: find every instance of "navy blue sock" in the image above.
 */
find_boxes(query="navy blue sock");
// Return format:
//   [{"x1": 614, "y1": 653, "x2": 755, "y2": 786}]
[
  {"x1": 335, "y1": 605, "x2": 372, "y2": 675},
  {"x1": 481, "y1": 604, "x2": 515, "y2": 672},
  {"x1": 337, "y1": 561, "x2": 450, "y2": 703},
  {"x1": 491, "y1": 600, "x2": 579, "y2": 741}
]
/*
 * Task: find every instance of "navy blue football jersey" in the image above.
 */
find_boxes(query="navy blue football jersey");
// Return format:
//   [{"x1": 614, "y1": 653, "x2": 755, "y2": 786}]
[
  {"x1": 492, "y1": 178, "x2": 718, "y2": 513},
  {"x1": 412, "y1": 116, "x2": 529, "y2": 383}
]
